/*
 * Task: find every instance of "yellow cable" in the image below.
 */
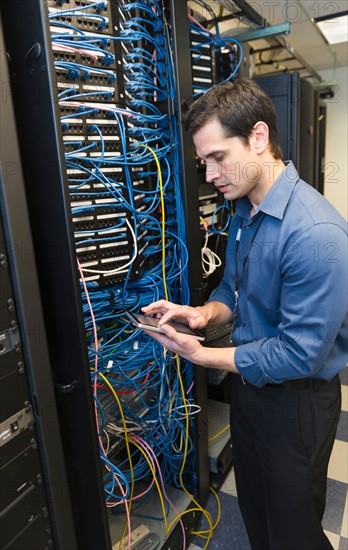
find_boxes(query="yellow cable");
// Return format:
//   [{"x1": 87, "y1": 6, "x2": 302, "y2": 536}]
[
  {"x1": 208, "y1": 424, "x2": 230, "y2": 444},
  {"x1": 170, "y1": 356, "x2": 214, "y2": 548},
  {"x1": 191, "y1": 485, "x2": 221, "y2": 537},
  {"x1": 139, "y1": 144, "x2": 168, "y2": 300}
]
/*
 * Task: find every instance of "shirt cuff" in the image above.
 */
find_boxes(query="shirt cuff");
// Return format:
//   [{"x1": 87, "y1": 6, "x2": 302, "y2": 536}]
[{"x1": 234, "y1": 340, "x2": 268, "y2": 387}]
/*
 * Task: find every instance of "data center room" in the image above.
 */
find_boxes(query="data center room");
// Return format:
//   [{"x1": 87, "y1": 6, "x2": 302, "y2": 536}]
[{"x1": 0, "y1": 1, "x2": 347, "y2": 550}]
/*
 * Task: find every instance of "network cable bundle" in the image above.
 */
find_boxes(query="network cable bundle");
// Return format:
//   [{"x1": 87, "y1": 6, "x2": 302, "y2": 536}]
[{"x1": 47, "y1": 0, "x2": 217, "y2": 547}]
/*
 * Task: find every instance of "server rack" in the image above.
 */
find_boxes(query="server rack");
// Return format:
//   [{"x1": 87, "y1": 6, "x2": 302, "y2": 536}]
[
  {"x1": 0, "y1": 1, "x2": 216, "y2": 548},
  {"x1": 300, "y1": 77, "x2": 320, "y2": 186},
  {"x1": 317, "y1": 100, "x2": 327, "y2": 195},
  {"x1": 256, "y1": 72, "x2": 300, "y2": 168},
  {"x1": 0, "y1": 2, "x2": 114, "y2": 548},
  {"x1": 256, "y1": 72, "x2": 321, "y2": 189},
  {"x1": 0, "y1": 12, "x2": 77, "y2": 548}
]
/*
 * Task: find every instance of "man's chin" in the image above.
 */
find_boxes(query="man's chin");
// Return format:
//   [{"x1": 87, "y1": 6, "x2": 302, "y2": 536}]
[{"x1": 222, "y1": 189, "x2": 236, "y2": 201}]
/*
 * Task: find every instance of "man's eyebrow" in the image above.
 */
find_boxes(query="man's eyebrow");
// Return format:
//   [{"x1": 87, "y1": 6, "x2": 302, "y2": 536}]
[{"x1": 197, "y1": 150, "x2": 224, "y2": 161}]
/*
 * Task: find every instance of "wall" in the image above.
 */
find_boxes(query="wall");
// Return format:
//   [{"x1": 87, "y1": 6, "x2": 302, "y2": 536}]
[{"x1": 319, "y1": 65, "x2": 348, "y2": 220}]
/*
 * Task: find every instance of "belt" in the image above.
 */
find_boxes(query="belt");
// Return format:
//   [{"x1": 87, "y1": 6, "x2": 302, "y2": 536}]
[
  {"x1": 241, "y1": 376, "x2": 332, "y2": 390},
  {"x1": 266, "y1": 378, "x2": 331, "y2": 390}
]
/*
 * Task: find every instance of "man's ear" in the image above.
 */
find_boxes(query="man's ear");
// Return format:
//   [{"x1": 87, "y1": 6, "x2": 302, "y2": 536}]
[{"x1": 252, "y1": 121, "x2": 269, "y2": 154}]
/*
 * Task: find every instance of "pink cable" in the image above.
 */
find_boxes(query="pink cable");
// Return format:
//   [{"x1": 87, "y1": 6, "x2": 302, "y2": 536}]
[
  {"x1": 186, "y1": 380, "x2": 194, "y2": 395},
  {"x1": 77, "y1": 258, "x2": 131, "y2": 548},
  {"x1": 133, "y1": 436, "x2": 186, "y2": 548},
  {"x1": 52, "y1": 42, "x2": 98, "y2": 62}
]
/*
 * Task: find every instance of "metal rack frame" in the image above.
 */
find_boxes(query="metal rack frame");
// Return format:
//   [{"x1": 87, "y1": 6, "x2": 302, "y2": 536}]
[{"x1": 0, "y1": 2, "x2": 112, "y2": 548}]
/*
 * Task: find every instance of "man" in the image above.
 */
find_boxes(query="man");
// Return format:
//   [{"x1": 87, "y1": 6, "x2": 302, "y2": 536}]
[{"x1": 142, "y1": 79, "x2": 348, "y2": 550}]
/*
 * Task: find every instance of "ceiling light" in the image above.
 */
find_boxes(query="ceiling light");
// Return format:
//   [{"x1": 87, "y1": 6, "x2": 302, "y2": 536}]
[{"x1": 314, "y1": 11, "x2": 348, "y2": 45}]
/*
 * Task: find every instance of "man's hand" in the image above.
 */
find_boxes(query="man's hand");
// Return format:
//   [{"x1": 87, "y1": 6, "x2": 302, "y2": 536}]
[
  {"x1": 143, "y1": 321, "x2": 238, "y2": 374},
  {"x1": 141, "y1": 300, "x2": 237, "y2": 373},
  {"x1": 143, "y1": 322, "x2": 203, "y2": 363},
  {"x1": 142, "y1": 300, "x2": 208, "y2": 330}
]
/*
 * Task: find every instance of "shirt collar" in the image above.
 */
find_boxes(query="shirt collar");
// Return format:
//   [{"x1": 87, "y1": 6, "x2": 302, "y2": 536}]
[{"x1": 236, "y1": 161, "x2": 300, "y2": 221}]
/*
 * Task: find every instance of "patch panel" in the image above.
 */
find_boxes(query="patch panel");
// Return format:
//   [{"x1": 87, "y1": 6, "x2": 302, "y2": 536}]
[
  {"x1": 50, "y1": 0, "x2": 109, "y2": 13},
  {"x1": 48, "y1": 0, "x2": 112, "y2": 34},
  {"x1": 87, "y1": 134, "x2": 120, "y2": 142},
  {"x1": 60, "y1": 105, "x2": 121, "y2": 123},
  {"x1": 192, "y1": 66, "x2": 213, "y2": 80},
  {"x1": 74, "y1": 0, "x2": 107, "y2": 7},
  {"x1": 81, "y1": 254, "x2": 131, "y2": 268},
  {"x1": 78, "y1": 245, "x2": 134, "y2": 265},
  {"x1": 191, "y1": 53, "x2": 212, "y2": 68},
  {"x1": 72, "y1": 218, "x2": 149, "y2": 272},
  {"x1": 53, "y1": 47, "x2": 117, "y2": 71},
  {"x1": 72, "y1": 211, "x2": 125, "y2": 231},
  {"x1": 193, "y1": 75, "x2": 213, "y2": 84},
  {"x1": 53, "y1": 15, "x2": 110, "y2": 32},
  {"x1": 59, "y1": 69, "x2": 117, "y2": 87},
  {"x1": 59, "y1": 84, "x2": 117, "y2": 101}
]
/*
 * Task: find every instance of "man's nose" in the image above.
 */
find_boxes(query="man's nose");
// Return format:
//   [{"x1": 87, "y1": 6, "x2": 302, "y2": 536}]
[{"x1": 205, "y1": 161, "x2": 219, "y2": 183}]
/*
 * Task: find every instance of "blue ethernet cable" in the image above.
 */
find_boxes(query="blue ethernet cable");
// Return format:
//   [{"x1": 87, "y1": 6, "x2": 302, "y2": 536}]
[
  {"x1": 54, "y1": 0, "x2": 195, "y2": 499},
  {"x1": 48, "y1": 7, "x2": 108, "y2": 30}
]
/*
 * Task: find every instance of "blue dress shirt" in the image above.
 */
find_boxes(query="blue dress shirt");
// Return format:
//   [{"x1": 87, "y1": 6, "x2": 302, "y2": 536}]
[{"x1": 209, "y1": 162, "x2": 348, "y2": 387}]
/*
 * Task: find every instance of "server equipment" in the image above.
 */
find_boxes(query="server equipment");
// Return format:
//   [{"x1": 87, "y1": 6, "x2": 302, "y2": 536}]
[
  {"x1": 256, "y1": 72, "x2": 321, "y2": 188},
  {"x1": 0, "y1": 11, "x2": 77, "y2": 547}
]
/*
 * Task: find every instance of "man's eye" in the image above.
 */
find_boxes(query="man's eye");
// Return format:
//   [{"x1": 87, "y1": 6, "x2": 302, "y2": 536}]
[{"x1": 214, "y1": 157, "x2": 223, "y2": 163}]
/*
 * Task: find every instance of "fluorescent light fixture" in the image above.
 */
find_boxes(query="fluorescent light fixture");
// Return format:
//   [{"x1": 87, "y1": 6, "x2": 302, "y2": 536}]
[{"x1": 314, "y1": 10, "x2": 348, "y2": 45}]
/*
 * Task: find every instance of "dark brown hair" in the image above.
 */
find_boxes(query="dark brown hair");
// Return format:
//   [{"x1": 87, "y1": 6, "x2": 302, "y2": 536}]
[{"x1": 182, "y1": 78, "x2": 283, "y2": 160}]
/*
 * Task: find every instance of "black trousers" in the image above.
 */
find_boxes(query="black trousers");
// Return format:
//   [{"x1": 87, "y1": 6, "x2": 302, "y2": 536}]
[{"x1": 229, "y1": 374, "x2": 341, "y2": 550}]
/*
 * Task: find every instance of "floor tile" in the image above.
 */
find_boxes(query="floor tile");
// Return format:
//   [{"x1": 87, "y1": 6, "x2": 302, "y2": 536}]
[
  {"x1": 328, "y1": 439, "x2": 348, "y2": 483},
  {"x1": 325, "y1": 530, "x2": 341, "y2": 548},
  {"x1": 340, "y1": 368, "x2": 348, "y2": 387},
  {"x1": 339, "y1": 536, "x2": 348, "y2": 549},
  {"x1": 323, "y1": 480, "x2": 347, "y2": 534},
  {"x1": 336, "y1": 410, "x2": 348, "y2": 443},
  {"x1": 219, "y1": 467, "x2": 237, "y2": 497},
  {"x1": 341, "y1": 492, "x2": 348, "y2": 539},
  {"x1": 342, "y1": 385, "x2": 348, "y2": 413}
]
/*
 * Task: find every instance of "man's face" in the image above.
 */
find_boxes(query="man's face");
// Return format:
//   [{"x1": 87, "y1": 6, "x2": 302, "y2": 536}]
[{"x1": 193, "y1": 118, "x2": 262, "y2": 201}]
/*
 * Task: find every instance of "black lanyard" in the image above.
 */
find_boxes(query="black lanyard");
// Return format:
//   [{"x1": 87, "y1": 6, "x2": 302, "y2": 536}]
[{"x1": 232, "y1": 212, "x2": 266, "y2": 330}]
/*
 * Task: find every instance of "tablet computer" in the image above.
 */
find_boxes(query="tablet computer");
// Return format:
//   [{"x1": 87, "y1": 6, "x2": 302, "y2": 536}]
[{"x1": 125, "y1": 311, "x2": 205, "y2": 341}]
